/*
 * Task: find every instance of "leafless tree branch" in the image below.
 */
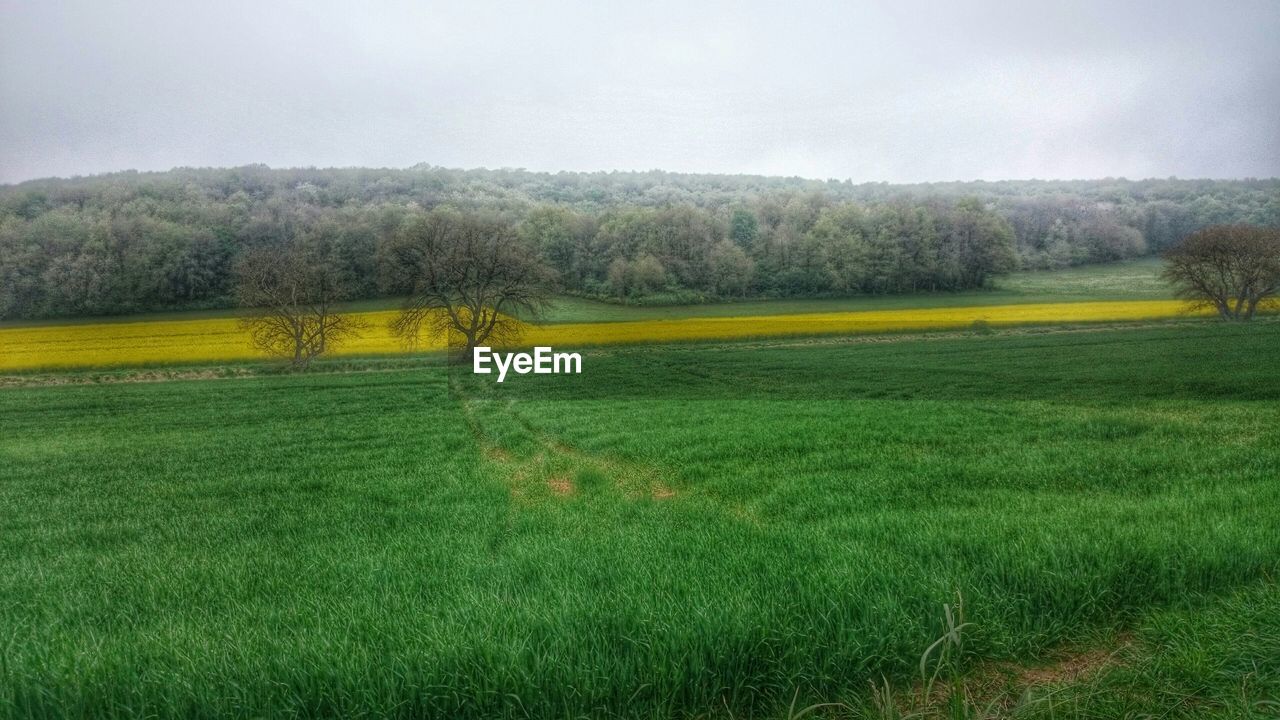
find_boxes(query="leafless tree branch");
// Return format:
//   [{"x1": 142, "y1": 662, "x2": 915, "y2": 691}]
[
  {"x1": 1162, "y1": 225, "x2": 1280, "y2": 321},
  {"x1": 386, "y1": 210, "x2": 553, "y2": 362},
  {"x1": 235, "y1": 243, "x2": 367, "y2": 368}
]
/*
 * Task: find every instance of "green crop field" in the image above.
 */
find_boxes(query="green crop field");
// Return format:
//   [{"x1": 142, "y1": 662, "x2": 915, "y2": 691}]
[
  {"x1": 5, "y1": 3, "x2": 1278, "y2": 717},
  {"x1": 3, "y1": 318, "x2": 1278, "y2": 719}
]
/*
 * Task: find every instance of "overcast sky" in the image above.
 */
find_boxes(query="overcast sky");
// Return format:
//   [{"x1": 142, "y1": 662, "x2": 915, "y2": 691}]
[{"x1": 2, "y1": 0, "x2": 1277, "y2": 185}]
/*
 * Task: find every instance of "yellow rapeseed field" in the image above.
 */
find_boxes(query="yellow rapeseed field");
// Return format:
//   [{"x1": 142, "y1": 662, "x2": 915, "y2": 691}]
[{"x1": 0, "y1": 300, "x2": 1203, "y2": 372}]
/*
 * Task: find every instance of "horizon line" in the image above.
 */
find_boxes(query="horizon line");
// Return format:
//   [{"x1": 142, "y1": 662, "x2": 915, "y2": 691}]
[{"x1": 4, "y1": 163, "x2": 1278, "y2": 189}]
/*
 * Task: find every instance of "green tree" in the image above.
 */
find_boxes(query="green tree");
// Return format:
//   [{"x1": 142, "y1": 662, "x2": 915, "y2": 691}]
[
  {"x1": 709, "y1": 240, "x2": 754, "y2": 296},
  {"x1": 945, "y1": 199, "x2": 1017, "y2": 289},
  {"x1": 730, "y1": 208, "x2": 758, "y2": 248},
  {"x1": 630, "y1": 254, "x2": 667, "y2": 294},
  {"x1": 520, "y1": 206, "x2": 588, "y2": 287}
]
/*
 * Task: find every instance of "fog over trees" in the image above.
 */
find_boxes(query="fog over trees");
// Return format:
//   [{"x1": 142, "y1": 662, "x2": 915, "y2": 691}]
[{"x1": 1, "y1": 166, "x2": 1277, "y2": 320}]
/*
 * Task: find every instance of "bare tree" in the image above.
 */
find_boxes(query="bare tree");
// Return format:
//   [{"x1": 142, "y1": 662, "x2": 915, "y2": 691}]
[
  {"x1": 235, "y1": 243, "x2": 365, "y2": 368},
  {"x1": 1162, "y1": 225, "x2": 1280, "y2": 321},
  {"x1": 385, "y1": 210, "x2": 553, "y2": 362}
]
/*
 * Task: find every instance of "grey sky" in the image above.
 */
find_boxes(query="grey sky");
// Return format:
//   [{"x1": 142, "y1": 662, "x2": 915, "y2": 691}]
[{"x1": 2, "y1": 0, "x2": 1277, "y2": 184}]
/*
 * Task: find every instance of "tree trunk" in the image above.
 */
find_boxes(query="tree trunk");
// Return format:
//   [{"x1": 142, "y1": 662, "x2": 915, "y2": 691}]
[
  {"x1": 451, "y1": 332, "x2": 478, "y2": 365},
  {"x1": 292, "y1": 323, "x2": 306, "y2": 368}
]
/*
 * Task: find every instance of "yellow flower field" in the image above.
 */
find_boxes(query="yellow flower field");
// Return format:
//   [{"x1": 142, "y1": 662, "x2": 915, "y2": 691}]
[{"x1": 0, "y1": 300, "x2": 1203, "y2": 372}]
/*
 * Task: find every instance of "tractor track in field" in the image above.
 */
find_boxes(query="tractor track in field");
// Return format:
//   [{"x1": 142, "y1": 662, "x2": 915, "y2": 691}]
[{"x1": 451, "y1": 373, "x2": 679, "y2": 503}]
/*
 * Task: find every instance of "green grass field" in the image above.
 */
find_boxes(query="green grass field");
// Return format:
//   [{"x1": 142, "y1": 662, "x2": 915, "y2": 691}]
[{"x1": 3, "y1": 318, "x2": 1278, "y2": 719}]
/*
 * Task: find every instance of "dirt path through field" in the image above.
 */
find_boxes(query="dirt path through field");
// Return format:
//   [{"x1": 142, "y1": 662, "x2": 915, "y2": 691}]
[{"x1": 451, "y1": 374, "x2": 678, "y2": 503}]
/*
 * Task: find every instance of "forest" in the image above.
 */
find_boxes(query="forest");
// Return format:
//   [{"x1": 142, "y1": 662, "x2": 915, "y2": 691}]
[{"x1": 1, "y1": 165, "x2": 1277, "y2": 319}]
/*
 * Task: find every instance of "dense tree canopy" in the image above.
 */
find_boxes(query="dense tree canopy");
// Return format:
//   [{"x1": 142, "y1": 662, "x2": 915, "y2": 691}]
[{"x1": 1, "y1": 166, "x2": 1276, "y2": 319}]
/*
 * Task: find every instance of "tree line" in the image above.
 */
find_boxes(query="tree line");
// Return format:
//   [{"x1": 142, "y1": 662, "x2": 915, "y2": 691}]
[
  {"x1": 1, "y1": 166, "x2": 1276, "y2": 320},
  {"x1": 245, "y1": 217, "x2": 1280, "y2": 370}
]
